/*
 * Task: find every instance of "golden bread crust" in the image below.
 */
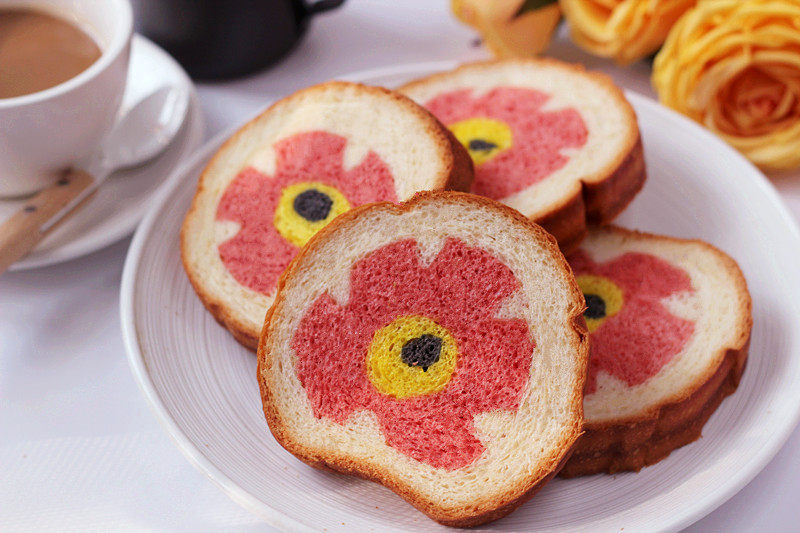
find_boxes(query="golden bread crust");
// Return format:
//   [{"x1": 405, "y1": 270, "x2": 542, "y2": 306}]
[
  {"x1": 181, "y1": 82, "x2": 474, "y2": 351},
  {"x1": 257, "y1": 191, "x2": 590, "y2": 526},
  {"x1": 560, "y1": 226, "x2": 752, "y2": 476},
  {"x1": 399, "y1": 58, "x2": 646, "y2": 253}
]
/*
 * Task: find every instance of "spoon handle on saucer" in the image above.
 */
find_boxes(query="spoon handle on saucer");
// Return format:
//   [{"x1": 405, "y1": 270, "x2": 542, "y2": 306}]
[{"x1": 0, "y1": 170, "x2": 94, "y2": 274}]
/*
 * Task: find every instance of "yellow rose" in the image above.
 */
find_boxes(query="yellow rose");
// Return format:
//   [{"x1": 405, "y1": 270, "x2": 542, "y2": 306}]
[
  {"x1": 452, "y1": 0, "x2": 561, "y2": 58},
  {"x1": 560, "y1": 0, "x2": 697, "y2": 64},
  {"x1": 654, "y1": 0, "x2": 800, "y2": 170}
]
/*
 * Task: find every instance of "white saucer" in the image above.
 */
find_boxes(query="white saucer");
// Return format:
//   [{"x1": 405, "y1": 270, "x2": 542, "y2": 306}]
[
  {"x1": 1, "y1": 35, "x2": 204, "y2": 271},
  {"x1": 122, "y1": 63, "x2": 800, "y2": 532}
]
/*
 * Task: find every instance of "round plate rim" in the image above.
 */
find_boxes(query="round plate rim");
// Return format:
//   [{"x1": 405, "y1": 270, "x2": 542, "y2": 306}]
[
  {"x1": 9, "y1": 34, "x2": 205, "y2": 271},
  {"x1": 121, "y1": 60, "x2": 800, "y2": 532}
]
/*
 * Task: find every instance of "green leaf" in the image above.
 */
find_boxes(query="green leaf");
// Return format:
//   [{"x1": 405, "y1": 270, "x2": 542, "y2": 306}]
[{"x1": 514, "y1": 0, "x2": 558, "y2": 18}]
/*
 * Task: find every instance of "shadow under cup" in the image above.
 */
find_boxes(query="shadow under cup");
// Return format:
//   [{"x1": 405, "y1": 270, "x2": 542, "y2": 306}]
[{"x1": 0, "y1": 0, "x2": 133, "y2": 198}]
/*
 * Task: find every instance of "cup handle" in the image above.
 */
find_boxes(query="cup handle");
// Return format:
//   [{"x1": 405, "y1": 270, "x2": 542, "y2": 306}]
[{"x1": 305, "y1": 0, "x2": 346, "y2": 15}]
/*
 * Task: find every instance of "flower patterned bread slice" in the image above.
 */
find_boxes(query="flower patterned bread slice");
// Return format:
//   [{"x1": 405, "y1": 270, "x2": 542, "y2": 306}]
[
  {"x1": 258, "y1": 191, "x2": 589, "y2": 527},
  {"x1": 560, "y1": 226, "x2": 752, "y2": 477},
  {"x1": 401, "y1": 59, "x2": 646, "y2": 252},
  {"x1": 181, "y1": 82, "x2": 473, "y2": 349}
]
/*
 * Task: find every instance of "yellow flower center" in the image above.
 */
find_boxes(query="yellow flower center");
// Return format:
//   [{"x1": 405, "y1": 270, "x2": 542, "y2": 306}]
[
  {"x1": 366, "y1": 315, "x2": 458, "y2": 399},
  {"x1": 274, "y1": 182, "x2": 351, "y2": 247},
  {"x1": 576, "y1": 274, "x2": 624, "y2": 333},
  {"x1": 449, "y1": 117, "x2": 513, "y2": 165}
]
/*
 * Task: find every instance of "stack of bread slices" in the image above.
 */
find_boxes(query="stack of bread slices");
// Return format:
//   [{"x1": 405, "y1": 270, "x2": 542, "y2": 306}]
[{"x1": 181, "y1": 59, "x2": 752, "y2": 527}]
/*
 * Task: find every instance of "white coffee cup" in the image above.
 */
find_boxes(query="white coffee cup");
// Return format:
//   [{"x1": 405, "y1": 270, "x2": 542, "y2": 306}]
[{"x1": 0, "y1": 0, "x2": 133, "y2": 197}]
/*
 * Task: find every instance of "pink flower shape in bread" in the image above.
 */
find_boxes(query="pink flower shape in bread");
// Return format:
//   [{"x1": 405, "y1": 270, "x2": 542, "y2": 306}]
[
  {"x1": 216, "y1": 131, "x2": 397, "y2": 295},
  {"x1": 568, "y1": 250, "x2": 696, "y2": 394},
  {"x1": 292, "y1": 238, "x2": 534, "y2": 470},
  {"x1": 424, "y1": 87, "x2": 588, "y2": 200}
]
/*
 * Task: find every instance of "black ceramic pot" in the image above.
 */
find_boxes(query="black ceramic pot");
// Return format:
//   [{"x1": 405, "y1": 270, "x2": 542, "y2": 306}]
[{"x1": 133, "y1": 0, "x2": 345, "y2": 80}]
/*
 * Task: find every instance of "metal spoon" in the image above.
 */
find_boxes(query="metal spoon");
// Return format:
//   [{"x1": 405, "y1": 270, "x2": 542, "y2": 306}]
[{"x1": 0, "y1": 85, "x2": 190, "y2": 274}]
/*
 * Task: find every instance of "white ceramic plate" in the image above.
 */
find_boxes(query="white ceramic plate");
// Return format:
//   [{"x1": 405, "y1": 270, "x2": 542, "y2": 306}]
[
  {"x1": 121, "y1": 63, "x2": 800, "y2": 532},
  {"x1": 1, "y1": 35, "x2": 204, "y2": 271}
]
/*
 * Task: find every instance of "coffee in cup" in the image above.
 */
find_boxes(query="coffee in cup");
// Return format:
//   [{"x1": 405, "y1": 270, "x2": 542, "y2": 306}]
[
  {"x1": 0, "y1": 0, "x2": 132, "y2": 198},
  {"x1": 0, "y1": 8, "x2": 102, "y2": 98}
]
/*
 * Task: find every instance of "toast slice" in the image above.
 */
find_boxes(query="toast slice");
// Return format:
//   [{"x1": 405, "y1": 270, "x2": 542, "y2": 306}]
[
  {"x1": 560, "y1": 226, "x2": 752, "y2": 477},
  {"x1": 181, "y1": 82, "x2": 473, "y2": 349},
  {"x1": 400, "y1": 59, "x2": 645, "y2": 252},
  {"x1": 257, "y1": 191, "x2": 589, "y2": 526}
]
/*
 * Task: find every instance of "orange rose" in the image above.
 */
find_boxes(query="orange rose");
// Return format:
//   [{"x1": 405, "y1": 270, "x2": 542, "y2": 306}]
[
  {"x1": 452, "y1": 0, "x2": 561, "y2": 58},
  {"x1": 560, "y1": 0, "x2": 696, "y2": 64},
  {"x1": 654, "y1": 0, "x2": 800, "y2": 169}
]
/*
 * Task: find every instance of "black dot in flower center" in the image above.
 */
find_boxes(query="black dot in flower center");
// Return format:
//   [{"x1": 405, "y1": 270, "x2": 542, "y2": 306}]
[
  {"x1": 468, "y1": 139, "x2": 498, "y2": 152},
  {"x1": 584, "y1": 294, "x2": 606, "y2": 319},
  {"x1": 293, "y1": 189, "x2": 333, "y2": 222},
  {"x1": 401, "y1": 334, "x2": 443, "y2": 371}
]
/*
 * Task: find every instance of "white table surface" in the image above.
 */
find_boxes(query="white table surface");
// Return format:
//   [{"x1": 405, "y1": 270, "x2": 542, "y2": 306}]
[{"x1": 4, "y1": 2, "x2": 800, "y2": 531}]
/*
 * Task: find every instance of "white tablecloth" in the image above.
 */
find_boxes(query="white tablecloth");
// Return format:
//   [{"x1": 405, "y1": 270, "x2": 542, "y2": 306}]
[{"x1": 3, "y1": 1, "x2": 800, "y2": 530}]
